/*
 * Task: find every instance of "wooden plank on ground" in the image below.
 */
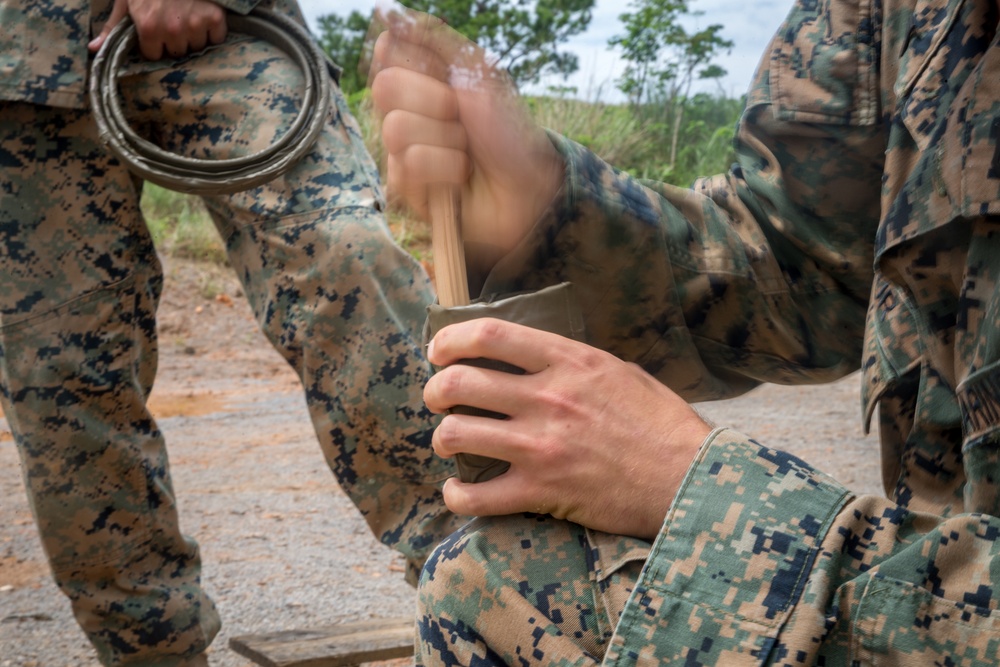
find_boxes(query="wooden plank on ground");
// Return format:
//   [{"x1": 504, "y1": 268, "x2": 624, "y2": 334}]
[{"x1": 228, "y1": 617, "x2": 414, "y2": 667}]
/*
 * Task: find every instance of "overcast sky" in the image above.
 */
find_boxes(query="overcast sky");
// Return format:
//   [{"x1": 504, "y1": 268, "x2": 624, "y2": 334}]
[{"x1": 297, "y1": 0, "x2": 795, "y2": 100}]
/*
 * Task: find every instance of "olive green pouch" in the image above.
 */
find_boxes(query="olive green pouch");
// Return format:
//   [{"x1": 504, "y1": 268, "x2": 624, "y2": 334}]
[{"x1": 423, "y1": 282, "x2": 586, "y2": 484}]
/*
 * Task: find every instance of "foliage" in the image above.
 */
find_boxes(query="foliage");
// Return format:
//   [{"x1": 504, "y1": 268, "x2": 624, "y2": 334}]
[
  {"x1": 609, "y1": 0, "x2": 733, "y2": 169},
  {"x1": 315, "y1": 0, "x2": 595, "y2": 92},
  {"x1": 624, "y1": 92, "x2": 744, "y2": 186},
  {"x1": 529, "y1": 90, "x2": 743, "y2": 187},
  {"x1": 315, "y1": 10, "x2": 372, "y2": 95},
  {"x1": 141, "y1": 184, "x2": 226, "y2": 264},
  {"x1": 610, "y1": 0, "x2": 732, "y2": 106},
  {"x1": 524, "y1": 92, "x2": 650, "y2": 168}
]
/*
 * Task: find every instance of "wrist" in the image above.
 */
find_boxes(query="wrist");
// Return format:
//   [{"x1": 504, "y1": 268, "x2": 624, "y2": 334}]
[{"x1": 638, "y1": 419, "x2": 715, "y2": 540}]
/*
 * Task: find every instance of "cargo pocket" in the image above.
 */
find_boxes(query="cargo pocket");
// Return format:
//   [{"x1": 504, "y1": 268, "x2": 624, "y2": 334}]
[
  {"x1": 0, "y1": 276, "x2": 161, "y2": 571},
  {"x1": 760, "y1": 0, "x2": 879, "y2": 125},
  {"x1": 880, "y1": 0, "x2": 998, "y2": 256},
  {"x1": 860, "y1": 274, "x2": 922, "y2": 432},
  {"x1": 892, "y1": 0, "x2": 969, "y2": 151},
  {"x1": 852, "y1": 574, "x2": 1000, "y2": 666},
  {"x1": 585, "y1": 527, "x2": 651, "y2": 644},
  {"x1": 934, "y1": 33, "x2": 1000, "y2": 219}
]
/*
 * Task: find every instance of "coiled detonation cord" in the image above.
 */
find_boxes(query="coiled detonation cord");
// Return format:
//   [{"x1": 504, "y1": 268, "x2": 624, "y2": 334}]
[{"x1": 89, "y1": 8, "x2": 331, "y2": 195}]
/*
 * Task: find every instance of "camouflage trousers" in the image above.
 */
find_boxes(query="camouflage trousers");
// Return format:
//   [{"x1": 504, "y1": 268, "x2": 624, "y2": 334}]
[
  {"x1": 415, "y1": 513, "x2": 651, "y2": 666},
  {"x1": 0, "y1": 36, "x2": 458, "y2": 666}
]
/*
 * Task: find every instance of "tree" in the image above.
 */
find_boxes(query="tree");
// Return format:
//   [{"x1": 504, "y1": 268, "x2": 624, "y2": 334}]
[
  {"x1": 315, "y1": 10, "x2": 372, "y2": 96},
  {"x1": 609, "y1": 0, "x2": 733, "y2": 170},
  {"x1": 315, "y1": 0, "x2": 595, "y2": 92}
]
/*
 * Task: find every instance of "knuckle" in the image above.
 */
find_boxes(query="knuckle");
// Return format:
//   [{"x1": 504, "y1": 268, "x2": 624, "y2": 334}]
[
  {"x1": 436, "y1": 367, "x2": 467, "y2": 402},
  {"x1": 534, "y1": 434, "x2": 565, "y2": 466},
  {"x1": 575, "y1": 344, "x2": 606, "y2": 371},
  {"x1": 369, "y1": 70, "x2": 393, "y2": 108},
  {"x1": 381, "y1": 111, "x2": 410, "y2": 155},
  {"x1": 456, "y1": 492, "x2": 484, "y2": 516},
  {"x1": 547, "y1": 500, "x2": 571, "y2": 522},
  {"x1": 422, "y1": 376, "x2": 447, "y2": 413},
  {"x1": 189, "y1": 15, "x2": 210, "y2": 34},
  {"x1": 433, "y1": 416, "x2": 461, "y2": 456},
  {"x1": 372, "y1": 32, "x2": 392, "y2": 63},
  {"x1": 134, "y1": 21, "x2": 157, "y2": 40},
  {"x1": 469, "y1": 318, "x2": 506, "y2": 351},
  {"x1": 385, "y1": 155, "x2": 403, "y2": 187},
  {"x1": 402, "y1": 144, "x2": 431, "y2": 174},
  {"x1": 540, "y1": 387, "x2": 579, "y2": 421},
  {"x1": 162, "y1": 16, "x2": 183, "y2": 37}
]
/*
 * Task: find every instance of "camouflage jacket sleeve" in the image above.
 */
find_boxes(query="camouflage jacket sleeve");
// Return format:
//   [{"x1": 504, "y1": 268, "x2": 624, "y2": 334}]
[
  {"x1": 507, "y1": 126, "x2": 1000, "y2": 664},
  {"x1": 481, "y1": 0, "x2": 1000, "y2": 661},
  {"x1": 481, "y1": 75, "x2": 886, "y2": 403},
  {"x1": 600, "y1": 426, "x2": 1000, "y2": 665}
]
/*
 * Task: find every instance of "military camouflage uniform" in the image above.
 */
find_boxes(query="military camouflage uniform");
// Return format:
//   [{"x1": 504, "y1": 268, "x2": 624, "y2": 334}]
[
  {"x1": 416, "y1": 0, "x2": 1000, "y2": 664},
  {"x1": 0, "y1": 0, "x2": 460, "y2": 664}
]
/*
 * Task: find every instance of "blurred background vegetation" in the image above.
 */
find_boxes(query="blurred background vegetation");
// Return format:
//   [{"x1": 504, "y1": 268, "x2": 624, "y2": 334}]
[{"x1": 143, "y1": 0, "x2": 745, "y2": 265}]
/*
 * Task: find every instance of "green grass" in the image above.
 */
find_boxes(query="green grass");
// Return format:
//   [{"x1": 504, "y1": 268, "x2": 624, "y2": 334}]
[
  {"x1": 141, "y1": 184, "x2": 226, "y2": 265},
  {"x1": 525, "y1": 94, "x2": 651, "y2": 168}
]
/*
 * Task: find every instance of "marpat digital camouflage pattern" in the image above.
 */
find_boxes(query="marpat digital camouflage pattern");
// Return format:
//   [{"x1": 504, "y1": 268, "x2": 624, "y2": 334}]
[
  {"x1": 0, "y1": 0, "x2": 462, "y2": 664},
  {"x1": 415, "y1": 0, "x2": 1000, "y2": 664}
]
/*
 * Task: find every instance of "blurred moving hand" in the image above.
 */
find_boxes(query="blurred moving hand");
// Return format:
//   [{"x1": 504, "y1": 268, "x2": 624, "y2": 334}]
[{"x1": 367, "y1": 2, "x2": 565, "y2": 276}]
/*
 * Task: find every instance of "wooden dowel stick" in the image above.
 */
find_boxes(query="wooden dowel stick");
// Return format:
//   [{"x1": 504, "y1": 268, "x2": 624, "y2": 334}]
[{"x1": 429, "y1": 185, "x2": 470, "y2": 308}]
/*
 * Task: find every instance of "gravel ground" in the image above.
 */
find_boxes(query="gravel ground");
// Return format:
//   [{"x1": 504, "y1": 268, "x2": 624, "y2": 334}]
[{"x1": 0, "y1": 257, "x2": 882, "y2": 667}]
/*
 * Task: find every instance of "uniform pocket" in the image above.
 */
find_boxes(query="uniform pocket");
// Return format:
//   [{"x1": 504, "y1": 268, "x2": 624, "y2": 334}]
[
  {"x1": 0, "y1": 277, "x2": 160, "y2": 570},
  {"x1": 892, "y1": 0, "x2": 971, "y2": 151},
  {"x1": 893, "y1": 0, "x2": 962, "y2": 142},
  {"x1": 879, "y1": 18, "x2": 999, "y2": 263},
  {"x1": 958, "y1": 361, "x2": 1000, "y2": 516},
  {"x1": 860, "y1": 272, "x2": 922, "y2": 433},
  {"x1": 936, "y1": 36, "x2": 1000, "y2": 219},
  {"x1": 852, "y1": 574, "x2": 1000, "y2": 665},
  {"x1": 762, "y1": 0, "x2": 879, "y2": 125}
]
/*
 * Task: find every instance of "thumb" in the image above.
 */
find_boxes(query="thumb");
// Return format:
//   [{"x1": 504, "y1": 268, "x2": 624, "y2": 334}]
[{"x1": 88, "y1": 0, "x2": 130, "y2": 52}]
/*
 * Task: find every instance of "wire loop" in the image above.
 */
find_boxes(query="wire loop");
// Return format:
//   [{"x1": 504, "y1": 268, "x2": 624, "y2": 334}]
[{"x1": 89, "y1": 9, "x2": 331, "y2": 194}]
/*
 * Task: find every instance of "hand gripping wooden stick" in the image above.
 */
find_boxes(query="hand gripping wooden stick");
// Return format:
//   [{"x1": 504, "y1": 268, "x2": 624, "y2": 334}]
[
  {"x1": 429, "y1": 185, "x2": 471, "y2": 308},
  {"x1": 427, "y1": 184, "x2": 513, "y2": 484}
]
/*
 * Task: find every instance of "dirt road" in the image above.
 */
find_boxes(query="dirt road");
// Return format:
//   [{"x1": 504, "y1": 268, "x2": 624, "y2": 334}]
[{"x1": 0, "y1": 257, "x2": 881, "y2": 666}]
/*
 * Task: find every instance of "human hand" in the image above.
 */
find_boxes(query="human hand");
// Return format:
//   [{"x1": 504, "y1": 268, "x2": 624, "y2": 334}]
[
  {"x1": 88, "y1": 0, "x2": 228, "y2": 60},
  {"x1": 367, "y1": 3, "x2": 565, "y2": 276},
  {"x1": 424, "y1": 318, "x2": 713, "y2": 540}
]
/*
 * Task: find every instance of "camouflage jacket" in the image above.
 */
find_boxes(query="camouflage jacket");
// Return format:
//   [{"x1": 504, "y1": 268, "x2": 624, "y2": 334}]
[
  {"x1": 483, "y1": 0, "x2": 1000, "y2": 663},
  {"x1": 0, "y1": 0, "x2": 305, "y2": 108}
]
